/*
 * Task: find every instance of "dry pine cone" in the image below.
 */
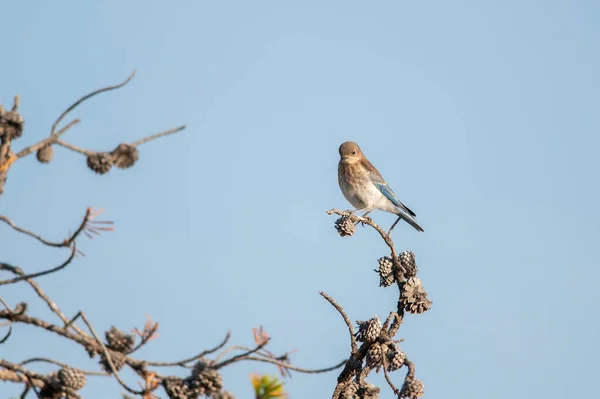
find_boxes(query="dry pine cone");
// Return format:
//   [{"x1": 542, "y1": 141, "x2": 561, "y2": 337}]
[
  {"x1": 335, "y1": 216, "x2": 355, "y2": 237},
  {"x1": 87, "y1": 152, "x2": 113, "y2": 174},
  {"x1": 399, "y1": 376, "x2": 425, "y2": 399},
  {"x1": 399, "y1": 251, "x2": 418, "y2": 278},
  {"x1": 58, "y1": 366, "x2": 86, "y2": 390},
  {"x1": 105, "y1": 326, "x2": 135, "y2": 353},
  {"x1": 99, "y1": 350, "x2": 126, "y2": 373},
  {"x1": 356, "y1": 315, "x2": 382, "y2": 343},
  {"x1": 111, "y1": 143, "x2": 139, "y2": 169},
  {"x1": 36, "y1": 145, "x2": 54, "y2": 163},
  {"x1": 400, "y1": 277, "x2": 432, "y2": 314},
  {"x1": 377, "y1": 256, "x2": 395, "y2": 287}
]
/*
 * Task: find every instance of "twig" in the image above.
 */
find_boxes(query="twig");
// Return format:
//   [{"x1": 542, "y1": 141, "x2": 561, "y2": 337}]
[
  {"x1": 0, "y1": 325, "x2": 12, "y2": 344},
  {"x1": 54, "y1": 139, "x2": 92, "y2": 155},
  {"x1": 18, "y1": 358, "x2": 107, "y2": 376},
  {"x1": 22, "y1": 374, "x2": 42, "y2": 399},
  {"x1": 215, "y1": 340, "x2": 270, "y2": 369},
  {"x1": 0, "y1": 246, "x2": 77, "y2": 286},
  {"x1": 320, "y1": 291, "x2": 357, "y2": 354},
  {"x1": 74, "y1": 311, "x2": 144, "y2": 395},
  {"x1": 132, "y1": 125, "x2": 187, "y2": 146},
  {"x1": 22, "y1": 271, "x2": 87, "y2": 337},
  {"x1": 326, "y1": 209, "x2": 406, "y2": 275},
  {"x1": 241, "y1": 356, "x2": 346, "y2": 374},
  {"x1": 19, "y1": 382, "x2": 30, "y2": 399},
  {"x1": 51, "y1": 70, "x2": 136, "y2": 137},
  {"x1": 146, "y1": 330, "x2": 231, "y2": 366},
  {"x1": 0, "y1": 207, "x2": 98, "y2": 248},
  {"x1": 381, "y1": 354, "x2": 400, "y2": 395}
]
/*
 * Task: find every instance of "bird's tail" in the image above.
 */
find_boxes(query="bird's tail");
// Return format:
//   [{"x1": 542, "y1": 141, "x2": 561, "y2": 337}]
[{"x1": 395, "y1": 209, "x2": 424, "y2": 232}]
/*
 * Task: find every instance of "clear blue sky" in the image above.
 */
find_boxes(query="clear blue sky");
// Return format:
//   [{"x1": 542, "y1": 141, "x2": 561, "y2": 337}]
[{"x1": 2, "y1": 1, "x2": 599, "y2": 398}]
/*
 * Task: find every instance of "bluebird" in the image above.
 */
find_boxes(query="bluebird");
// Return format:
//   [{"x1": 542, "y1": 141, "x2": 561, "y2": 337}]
[{"x1": 338, "y1": 141, "x2": 424, "y2": 232}]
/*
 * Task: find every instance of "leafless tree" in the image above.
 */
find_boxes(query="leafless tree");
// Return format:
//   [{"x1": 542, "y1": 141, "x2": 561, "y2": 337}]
[
  {"x1": 323, "y1": 210, "x2": 431, "y2": 399},
  {"x1": 0, "y1": 72, "x2": 345, "y2": 399}
]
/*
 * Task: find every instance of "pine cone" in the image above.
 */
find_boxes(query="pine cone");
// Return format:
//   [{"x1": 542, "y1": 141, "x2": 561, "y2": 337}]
[
  {"x1": 105, "y1": 326, "x2": 135, "y2": 353},
  {"x1": 0, "y1": 107, "x2": 24, "y2": 140},
  {"x1": 356, "y1": 315, "x2": 382, "y2": 343},
  {"x1": 341, "y1": 381, "x2": 359, "y2": 399},
  {"x1": 39, "y1": 372, "x2": 62, "y2": 399},
  {"x1": 399, "y1": 277, "x2": 432, "y2": 314},
  {"x1": 399, "y1": 251, "x2": 418, "y2": 278},
  {"x1": 111, "y1": 143, "x2": 139, "y2": 169},
  {"x1": 86, "y1": 152, "x2": 113, "y2": 174},
  {"x1": 335, "y1": 216, "x2": 355, "y2": 237},
  {"x1": 377, "y1": 256, "x2": 395, "y2": 287},
  {"x1": 212, "y1": 390, "x2": 236, "y2": 399},
  {"x1": 99, "y1": 349, "x2": 126, "y2": 373},
  {"x1": 36, "y1": 145, "x2": 54, "y2": 163},
  {"x1": 399, "y1": 376, "x2": 425, "y2": 399},
  {"x1": 189, "y1": 360, "x2": 223, "y2": 397},
  {"x1": 58, "y1": 366, "x2": 86, "y2": 390},
  {"x1": 163, "y1": 378, "x2": 196, "y2": 399},
  {"x1": 366, "y1": 343, "x2": 386, "y2": 370},
  {"x1": 385, "y1": 343, "x2": 406, "y2": 372}
]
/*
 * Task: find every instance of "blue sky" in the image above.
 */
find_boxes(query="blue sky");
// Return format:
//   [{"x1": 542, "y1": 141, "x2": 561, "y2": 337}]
[{"x1": 1, "y1": 1, "x2": 599, "y2": 398}]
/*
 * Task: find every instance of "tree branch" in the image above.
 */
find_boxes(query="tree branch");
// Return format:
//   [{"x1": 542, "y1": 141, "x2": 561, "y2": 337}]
[
  {"x1": 51, "y1": 70, "x2": 136, "y2": 137},
  {"x1": 0, "y1": 246, "x2": 76, "y2": 286},
  {"x1": 320, "y1": 291, "x2": 358, "y2": 354}
]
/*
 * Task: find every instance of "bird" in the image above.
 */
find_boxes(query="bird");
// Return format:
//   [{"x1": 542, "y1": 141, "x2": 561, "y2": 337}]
[{"x1": 337, "y1": 141, "x2": 424, "y2": 232}]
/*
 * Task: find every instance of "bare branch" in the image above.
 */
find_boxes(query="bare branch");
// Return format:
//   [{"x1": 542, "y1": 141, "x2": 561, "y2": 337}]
[
  {"x1": 0, "y1": 207, "x2": 105, "y2": 248},
  {"x1": 74, "y1": 311, "x2": 144, "y2": 396},
  {"x1": 132, "y1": 125, "x2": 187, "y2": 147},
  {"x1": 382, "y1": 354, "x2": 400, "y2": 395},
  {"x1": 22, "y1": 374, "x2": 42, "y2": 399},
  {"x1": 327, "y1": 209, "x2": 406, "y2": 275},
  {"x1": 320, "y1": 291, "x2": 357, "y2": 354},
  {"x1": 14, "y1": 119, "x2": 81, "y2": 159},
  {"x1": 215, "y1": 340, "x2": 270, "y2": 369},
  {"x1": 241, "y1": 356, "x2": 346, "y2": 374},
  {"x1": 146, "y1": 330, "x2": 231, "y2": 367},
  {"x1": 51, "y1": 70, "x2": 136, "y2": 137},
  {"x1": 0, "y1": 246, "x2": 76, "y2": 286},
  {"x1": 18, "y1": 358, "x2": 107, "y2": 376},
  {"x1": 54, "y1": 139, "x2": 91, "y2": 155},
  {"x1": 0, "y1": 324, "x2": 11, "y2": 344}
]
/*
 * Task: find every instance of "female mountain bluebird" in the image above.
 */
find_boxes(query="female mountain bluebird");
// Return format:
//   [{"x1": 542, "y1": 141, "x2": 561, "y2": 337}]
[{"x1": 338, "y1": 141, "x2": 424, "y2": 232}]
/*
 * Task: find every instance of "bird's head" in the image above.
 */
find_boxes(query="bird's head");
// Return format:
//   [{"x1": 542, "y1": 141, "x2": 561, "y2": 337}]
[{"x1": 339, "y1": 141, "x2": 363, "y2": 164}]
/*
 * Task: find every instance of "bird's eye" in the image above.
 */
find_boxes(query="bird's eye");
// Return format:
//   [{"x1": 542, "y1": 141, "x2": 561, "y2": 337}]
[{"x1": 352, "y1": 151, "x2": 356, "y2": 155}]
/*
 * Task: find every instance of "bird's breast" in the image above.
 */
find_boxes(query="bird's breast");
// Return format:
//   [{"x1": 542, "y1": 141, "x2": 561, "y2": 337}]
[{"x1": 338, "y1": 162, "x2": 377, "y2": 207}]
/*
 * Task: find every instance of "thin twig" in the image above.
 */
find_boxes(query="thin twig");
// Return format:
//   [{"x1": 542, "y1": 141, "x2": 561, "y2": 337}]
[
  {"x1": 54, "y1": 139, "x2": 92, "y2": 155},
  {"x1": 132, "y1": 125, "x2": 187, "y2": 146},
  {"x1": 0, "y1": 325, "x2": 12, "y2": 344},
  {"x1": 0, "y1": 246, "x2": 77, "y2": 286},
  {"x1": 22, "y1": 374, "x2": 42, "y2": 399},
  {"x1": 75, "y1": 311, "x2": 144, "y2": 395},
  {"x1": 215, "y1": 340, "x2": 270, "y2": 369},
  {"x1": 146, "y1": 330, "x2": 231, "y2": 366},
  {"x1": 18, "y1": 358, "x2": 107, "y2": 376},
  {"x1": 381, "y1": 355, "x2": 400, "y2": 395},
  {"x1": 19, "y1": 382, "x2": 30, "y2": 399},
  {"x1": 0, "y1": 207, "x2": 95, "y2": 248},
  {"x1": 241, "y1": 356, "x2": 347, "y2": 374},
  {"x1": 326, "y1": 209, "x2": 406, "y2": 275},
  {"x1": 320, "y1": 291, "x2": 358, "y2": 354},
  {"x1": 51, "y1": 70, "x2": 136, "y2": 137}
]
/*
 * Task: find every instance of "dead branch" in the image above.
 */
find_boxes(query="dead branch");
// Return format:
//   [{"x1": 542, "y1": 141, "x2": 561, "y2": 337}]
[{"x1": 320, "y1": 291, "x2": 358, "y2": 354}]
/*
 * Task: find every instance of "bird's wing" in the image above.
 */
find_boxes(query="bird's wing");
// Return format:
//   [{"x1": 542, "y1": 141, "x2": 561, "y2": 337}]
[{"x1": 367, "y1": 170, "x2": 417, "y2": 218}]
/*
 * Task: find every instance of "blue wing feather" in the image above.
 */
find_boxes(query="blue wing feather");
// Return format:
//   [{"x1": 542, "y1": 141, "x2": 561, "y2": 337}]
[
  {"x1": 374, "y1": 181, "x2": 417, "y2": 218},
  {"x1": 364, "y1": 162, "x2": 418, "y2": 218}
]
